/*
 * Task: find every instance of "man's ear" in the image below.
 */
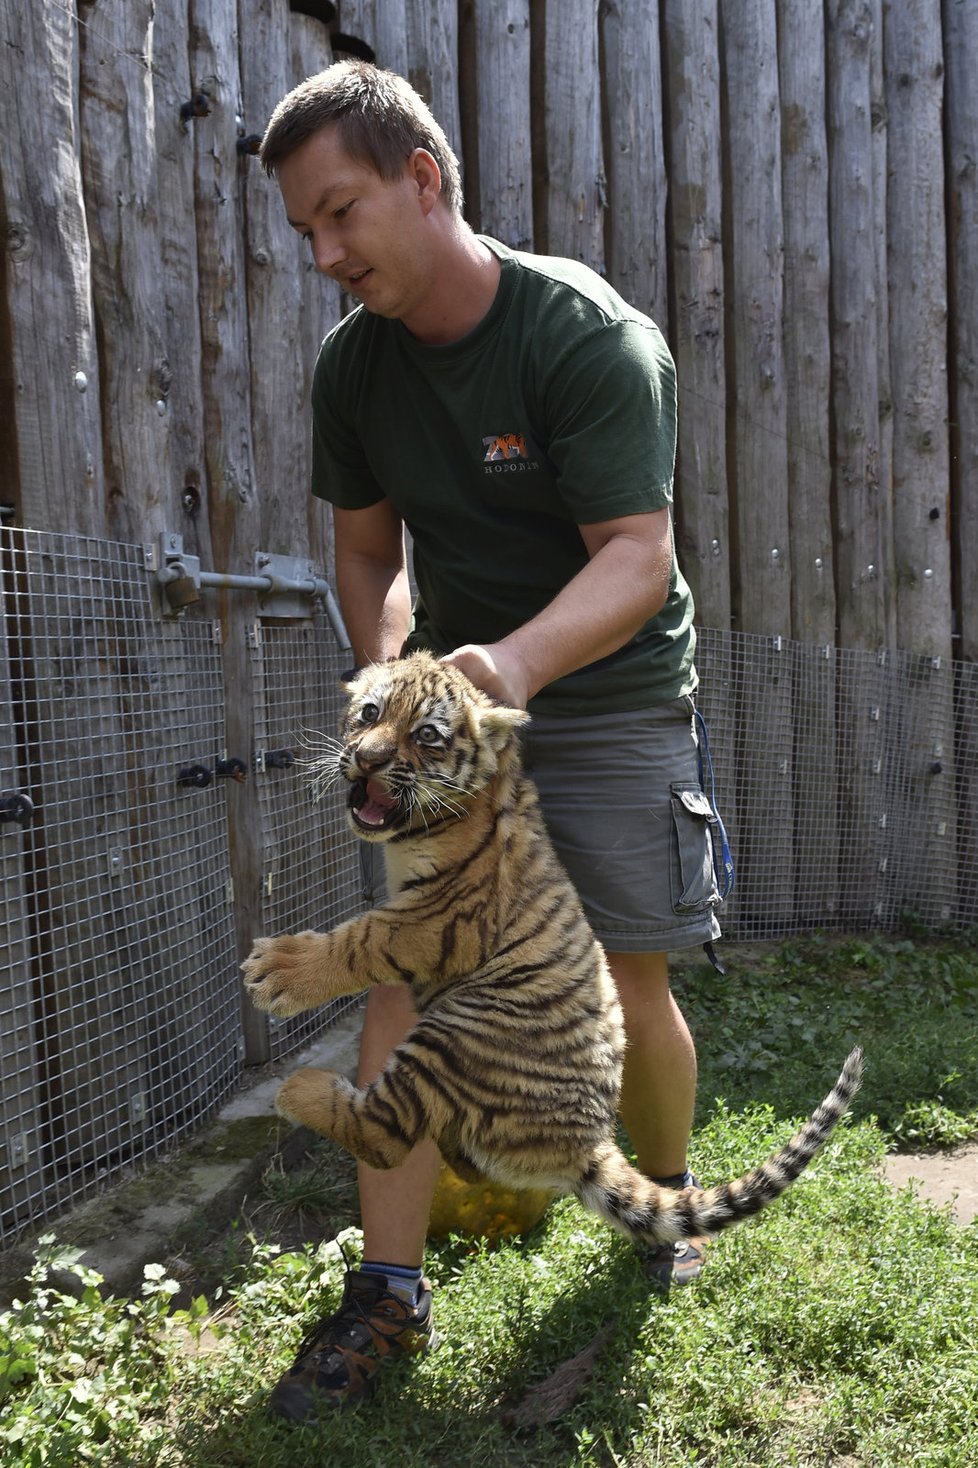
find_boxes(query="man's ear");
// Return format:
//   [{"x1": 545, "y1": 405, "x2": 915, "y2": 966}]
[
  {"x1": 408, "y1": 148, "x2": 442, "y2": 213},
  {"x1": 475, "y1": 703, "x2": 530, "y2": 754}
]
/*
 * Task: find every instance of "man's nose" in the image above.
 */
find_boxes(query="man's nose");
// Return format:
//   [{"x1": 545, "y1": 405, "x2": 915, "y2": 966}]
[{"x1": 312, "y1": 231, "x2": 345, "y2": 276}]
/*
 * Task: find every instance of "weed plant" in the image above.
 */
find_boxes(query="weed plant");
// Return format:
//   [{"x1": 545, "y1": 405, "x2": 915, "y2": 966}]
[{"x1": 2, "y1": 937, "x2": 977, "y2": 1468}]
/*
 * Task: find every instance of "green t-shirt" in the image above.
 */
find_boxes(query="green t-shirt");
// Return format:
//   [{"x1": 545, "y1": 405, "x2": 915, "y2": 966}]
[{"x1": 311, "y1": 236, "x2": 697, "y2": 715}]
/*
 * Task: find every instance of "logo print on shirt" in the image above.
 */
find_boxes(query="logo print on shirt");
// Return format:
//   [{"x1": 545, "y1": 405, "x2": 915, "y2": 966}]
[
  {"x1": 483, "y1": 432, "x2": 528, "y2": 462},
  {"x1": 481, "y1": 432, "x2": 538, "y2": 475}
]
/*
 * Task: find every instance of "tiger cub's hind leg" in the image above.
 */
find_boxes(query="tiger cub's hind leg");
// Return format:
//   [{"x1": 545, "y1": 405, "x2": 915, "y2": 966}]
[{"x1": 275, "y1": 1053, "x2": 447, "y2": 1173}]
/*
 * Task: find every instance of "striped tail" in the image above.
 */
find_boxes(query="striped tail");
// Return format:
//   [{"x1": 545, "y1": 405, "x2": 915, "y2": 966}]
[{"x1": 575, "y1": 1047, "x2": 863, "y2": 1246}]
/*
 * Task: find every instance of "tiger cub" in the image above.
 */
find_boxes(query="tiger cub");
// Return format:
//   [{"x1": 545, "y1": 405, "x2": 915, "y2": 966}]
[{"x1": 242, "y1": 651, "x2": 862, "y2": 1247}]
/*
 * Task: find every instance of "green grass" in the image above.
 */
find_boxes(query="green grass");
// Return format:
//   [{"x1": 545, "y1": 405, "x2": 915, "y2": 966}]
[{"x1": 3, "y1": 936, "x2": 978, "y2": 1468}]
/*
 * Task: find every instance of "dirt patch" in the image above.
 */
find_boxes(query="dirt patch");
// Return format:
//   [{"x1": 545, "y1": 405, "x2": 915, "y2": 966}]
[{"x1": 881, "y1": 1142, "x2": 978, "y2": 1225}]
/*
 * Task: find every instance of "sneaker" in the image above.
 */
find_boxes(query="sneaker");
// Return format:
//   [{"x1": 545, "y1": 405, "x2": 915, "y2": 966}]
[
  {"x1": 644, "y1": 1235, "x2": 709, "y2": 1293},
  {"x1": 269, "y1": 1269, "x2": 436, "y2": 1420},
  {"x1": 643, "y1": 1173, "x2": 710, "y2": 1293}
]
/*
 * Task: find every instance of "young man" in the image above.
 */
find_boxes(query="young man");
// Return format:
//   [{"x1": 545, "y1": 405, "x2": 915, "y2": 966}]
[{"x1": 259, "y1": 61, "x2": 723, "y2": 1421}]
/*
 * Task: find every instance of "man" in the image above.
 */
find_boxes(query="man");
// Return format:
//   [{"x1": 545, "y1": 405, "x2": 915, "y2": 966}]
[{"x1": 259, "y1": 60, "x2": 723, "y2": 1421}]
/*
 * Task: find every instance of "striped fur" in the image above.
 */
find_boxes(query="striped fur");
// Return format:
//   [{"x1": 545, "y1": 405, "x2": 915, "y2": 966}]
[{"x1": 242, "y1": 652, "x2": 862, "y2": 1246}]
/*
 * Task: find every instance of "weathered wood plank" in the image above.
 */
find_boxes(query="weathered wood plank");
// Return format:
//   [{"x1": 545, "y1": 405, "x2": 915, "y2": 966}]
[
  {"x1": 534, "y1": 0, "x2": 605, "y2": 269},
  {"x1": 188, "y1": 0, "x2": 264, "y2": 1040},
  {"x1": 601, "y1": 0, "x2": 667, "y2": 329},
  {"x1": 943, "y1": 0, "x2": 978, "y2": 912},
  {"x1": 718, "y1": 0, "x2": 793, "y2": 933},
  {"x1": 883, "y1": 0, "x2": 952, "y2": 661},
  {"x1": 777, "y1": 0, "x2": 834, "y2": 646},
  {"x1": 464, "y1": 0, "x2": 533, "y2": 247},
  {"x1": 826, "y1": 0, "x2": 888, "y2": 649},
  {"x1": 77, "y1": 0, "x2": 178, "y2": 547},
  {"x1": 869, "y1": 0, "x2": 895, "y2": 649},
  {"x1": 338, "y1": 0, "x2": 409, "y2": 73},
  {"x1": 777, "y1": 0, "x2": 839, "y2": 922},
  {"x1": 943, "y1": 0, "x2": 978, "y2": 662},
  {"x1": 0, "y1": 2, "x2": 105, "y2": 537},
  {"x1": 241, "y1": 0, "x2": 310, "y2": 557},
  {"x1": 662, "y1": 0, "x2": 730, "y2": 633},
  {"x1": 883, "y1": 0, "x2": 955, "y2": 918},
  {"x1": 719, "y1": 0, "x2": 791, "y2": 638},
  {"x1": 144, "y1": 0, "x2": 213, "y2": 567},
  {"x1": 290, "y1": 11, "x2": 343, "y2": 573},
  {"x1": 407, "y1": 0, "x2": 462, "y2": 166}
]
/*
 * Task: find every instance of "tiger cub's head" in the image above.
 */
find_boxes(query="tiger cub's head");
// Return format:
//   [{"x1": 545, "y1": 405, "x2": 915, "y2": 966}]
[{"x1": 319, "y1": 651, "x2": 528, "y2": 841}]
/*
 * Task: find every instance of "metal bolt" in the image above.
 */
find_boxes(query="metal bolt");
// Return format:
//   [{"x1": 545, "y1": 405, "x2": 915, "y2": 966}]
[{"x1": 74, "y1": 371, "x2": 88, "y2": 392}]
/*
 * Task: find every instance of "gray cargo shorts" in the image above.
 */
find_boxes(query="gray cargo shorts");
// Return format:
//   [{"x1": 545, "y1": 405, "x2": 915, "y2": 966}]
[
  {"x1": 521, "y1": 696, "x2": 723, "y2": 953},
  {"x1": 358, "y1": 696, "x2": 724, "y2": 954}
]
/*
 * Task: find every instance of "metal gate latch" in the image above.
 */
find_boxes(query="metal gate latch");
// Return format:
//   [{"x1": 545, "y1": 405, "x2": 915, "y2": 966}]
[{"x1": 0, "y1": 792, "x2": 34, "y2": 828}]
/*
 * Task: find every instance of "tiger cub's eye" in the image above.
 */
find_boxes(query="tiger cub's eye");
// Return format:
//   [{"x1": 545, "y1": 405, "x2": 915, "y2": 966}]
[
  {"x1": 359, "y1": 702, "x2": 381, "y2": 724},
  {"x1": 415, "y1": 723, "x2": 441, "y2": 745}
]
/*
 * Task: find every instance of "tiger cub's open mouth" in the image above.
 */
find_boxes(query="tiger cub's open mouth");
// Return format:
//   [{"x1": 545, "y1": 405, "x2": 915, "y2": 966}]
[{"x1": 349, "y1": 777, "x2": 403, "y2": 833}]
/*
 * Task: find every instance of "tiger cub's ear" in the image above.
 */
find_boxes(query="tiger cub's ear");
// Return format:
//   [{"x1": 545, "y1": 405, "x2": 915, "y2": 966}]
[{"x1": 474, "y1": 703, "x2": 531, "y2": 754}]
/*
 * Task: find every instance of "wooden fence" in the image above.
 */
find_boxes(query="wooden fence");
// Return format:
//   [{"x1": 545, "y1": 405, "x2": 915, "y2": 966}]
[
  {"x1": 1, "y1": 0, "x2": 975, "y2": 962},
  {"x1": 4, "y1": 0, "x2": 977, "y2": 1239},
  {"x1": 2, "y1": 0, "x2": 974, "y2": 654}
]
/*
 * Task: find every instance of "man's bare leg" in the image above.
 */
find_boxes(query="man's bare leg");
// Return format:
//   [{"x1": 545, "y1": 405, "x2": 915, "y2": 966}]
[
  {"x1": 608, "y1": 949, "x2": 705, "y2": 1287},
  {"x1": 607, "y1": 950, "x2": 697, "y2": 1177},
  {"x1": 356, "y1": 984, "x2": 442, "y2": 1267}
]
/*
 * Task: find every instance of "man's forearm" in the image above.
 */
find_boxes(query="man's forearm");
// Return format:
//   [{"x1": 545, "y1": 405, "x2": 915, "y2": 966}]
[
  {"x1": 445, "y1": 523, "x2": 672, "y2": 708},
  {"x1": 336, "y1": 553, "x2": 412, "y2": 667}
]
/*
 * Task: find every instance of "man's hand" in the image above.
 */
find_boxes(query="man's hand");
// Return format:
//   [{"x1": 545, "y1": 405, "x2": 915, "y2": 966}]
[{"x1": 440, "y1": 642, "x2": 531, "y2": 708}]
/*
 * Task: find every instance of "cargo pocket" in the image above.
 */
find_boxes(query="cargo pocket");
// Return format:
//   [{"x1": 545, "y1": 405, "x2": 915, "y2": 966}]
[{"x1": 669, "y1": 784, "x2": 721, "y2": 913}]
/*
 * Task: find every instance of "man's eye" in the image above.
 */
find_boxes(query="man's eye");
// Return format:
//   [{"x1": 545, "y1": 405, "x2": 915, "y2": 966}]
[
  {"x1": 359, "y1": 703, "x2": 380, "y2": 724},
  {"x1": 415, "y1": 724, "x2": 441, "y2": 746},
  {"x1": 334, "y1": 200, "x2": 354, "y2": 219}
]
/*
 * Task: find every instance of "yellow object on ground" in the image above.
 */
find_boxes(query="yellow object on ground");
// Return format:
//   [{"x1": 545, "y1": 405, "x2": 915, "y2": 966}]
[{"x1": 427, "y1": 1162, "x2": 555, "y2": 1243}]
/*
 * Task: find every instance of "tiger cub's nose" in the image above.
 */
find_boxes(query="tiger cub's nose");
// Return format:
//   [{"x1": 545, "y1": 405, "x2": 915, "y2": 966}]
[{"x1": 355, "y1": 740, "x2": 395, "y2": 774}]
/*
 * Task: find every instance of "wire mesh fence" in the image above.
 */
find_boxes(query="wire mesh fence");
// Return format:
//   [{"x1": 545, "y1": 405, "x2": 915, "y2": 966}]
[
  {"x1": 0, "y1": 530, "x2": 242, "y2": 1242},
  {"x1": 249, "y1": 615, "x2": 366, "y2": 1062},
  {"x1": 695, "y1": 629, "x2": 978, "y2": 940},
  {"x1": 2, "y1": 527, "x2": 976, "y2": 1245}
]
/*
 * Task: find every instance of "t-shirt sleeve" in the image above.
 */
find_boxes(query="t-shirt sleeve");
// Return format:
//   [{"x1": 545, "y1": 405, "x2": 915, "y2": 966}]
[
  {"x1": 541, "y1": 318, "x2": 678, "y2": 524},
  {"x1": 310, "y1": 343, "x2": 385, "y2": 509}
]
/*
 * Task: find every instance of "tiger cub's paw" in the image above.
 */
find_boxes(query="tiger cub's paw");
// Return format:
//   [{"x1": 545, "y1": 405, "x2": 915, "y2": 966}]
[{"x1": 240, "y1": 931, "x2": 326, "y2": 1017}]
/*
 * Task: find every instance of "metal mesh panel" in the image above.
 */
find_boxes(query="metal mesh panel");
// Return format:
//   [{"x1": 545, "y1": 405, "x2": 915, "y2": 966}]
[
  {"x1": 250, "y1": 614, "x2": 366, "y2": 1061},
  {"x1": 0, "y1": 530, "x2": 241, "y2": 1242},
  {"x1": 695, "y1": 629, "x2": 978, "y2": 939}
]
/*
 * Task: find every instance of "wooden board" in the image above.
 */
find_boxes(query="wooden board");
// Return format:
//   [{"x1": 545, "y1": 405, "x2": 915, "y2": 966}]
[
  {"x1": 601, "y1": 0, "x2": 667, "y2": 328},
  {"x1": 464, "y1": 0, "x2": 534, "y2": 247},
  {"x1": 777, "y1": 0, "x2": 835, "y2": 645},
  {"x1": 943, "y1": 0, "x2": 978, "y2": 662},
  {"x1": 535, "y1": 0, "x2": 604, "y2": 269},
  {"x1": 0, "y1": 2, "x2": 105, "y2": 536},
  {"x1": 719, "y1": 0, "x2": 791, "y2": 639},
  {"x1": 825, "y1": 0, "x2": 889, "y2": 650},
  {"x1": 884, "y1": 0, "x2": 951, "y2": 662},
  {"x1": 662, "y1": 0, "x2": 731, "y2": 631}
]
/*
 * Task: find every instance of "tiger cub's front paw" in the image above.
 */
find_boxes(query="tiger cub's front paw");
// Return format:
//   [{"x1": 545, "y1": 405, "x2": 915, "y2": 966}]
[{"x1": 240, "y1": 931, "x2": 327, "y2": 1017}]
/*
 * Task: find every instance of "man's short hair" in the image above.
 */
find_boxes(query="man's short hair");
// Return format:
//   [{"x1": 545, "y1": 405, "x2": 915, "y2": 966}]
[{"x1": 260, "y1": 60, "x2": 463, "y2": 216}]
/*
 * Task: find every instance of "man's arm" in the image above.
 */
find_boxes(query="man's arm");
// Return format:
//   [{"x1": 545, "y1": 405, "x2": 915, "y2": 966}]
[
  {"x1": 442, "y1": 508, "x2": 673, "y2": 707},
  {"x1": 333, "y1": 501, "x2": 412, "y2": 666}
]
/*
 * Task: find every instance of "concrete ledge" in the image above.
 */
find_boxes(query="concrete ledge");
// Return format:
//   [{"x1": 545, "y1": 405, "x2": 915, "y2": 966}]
[{"x1": 0, "y1": 1003, "x2": 364, "y2": 1305}]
